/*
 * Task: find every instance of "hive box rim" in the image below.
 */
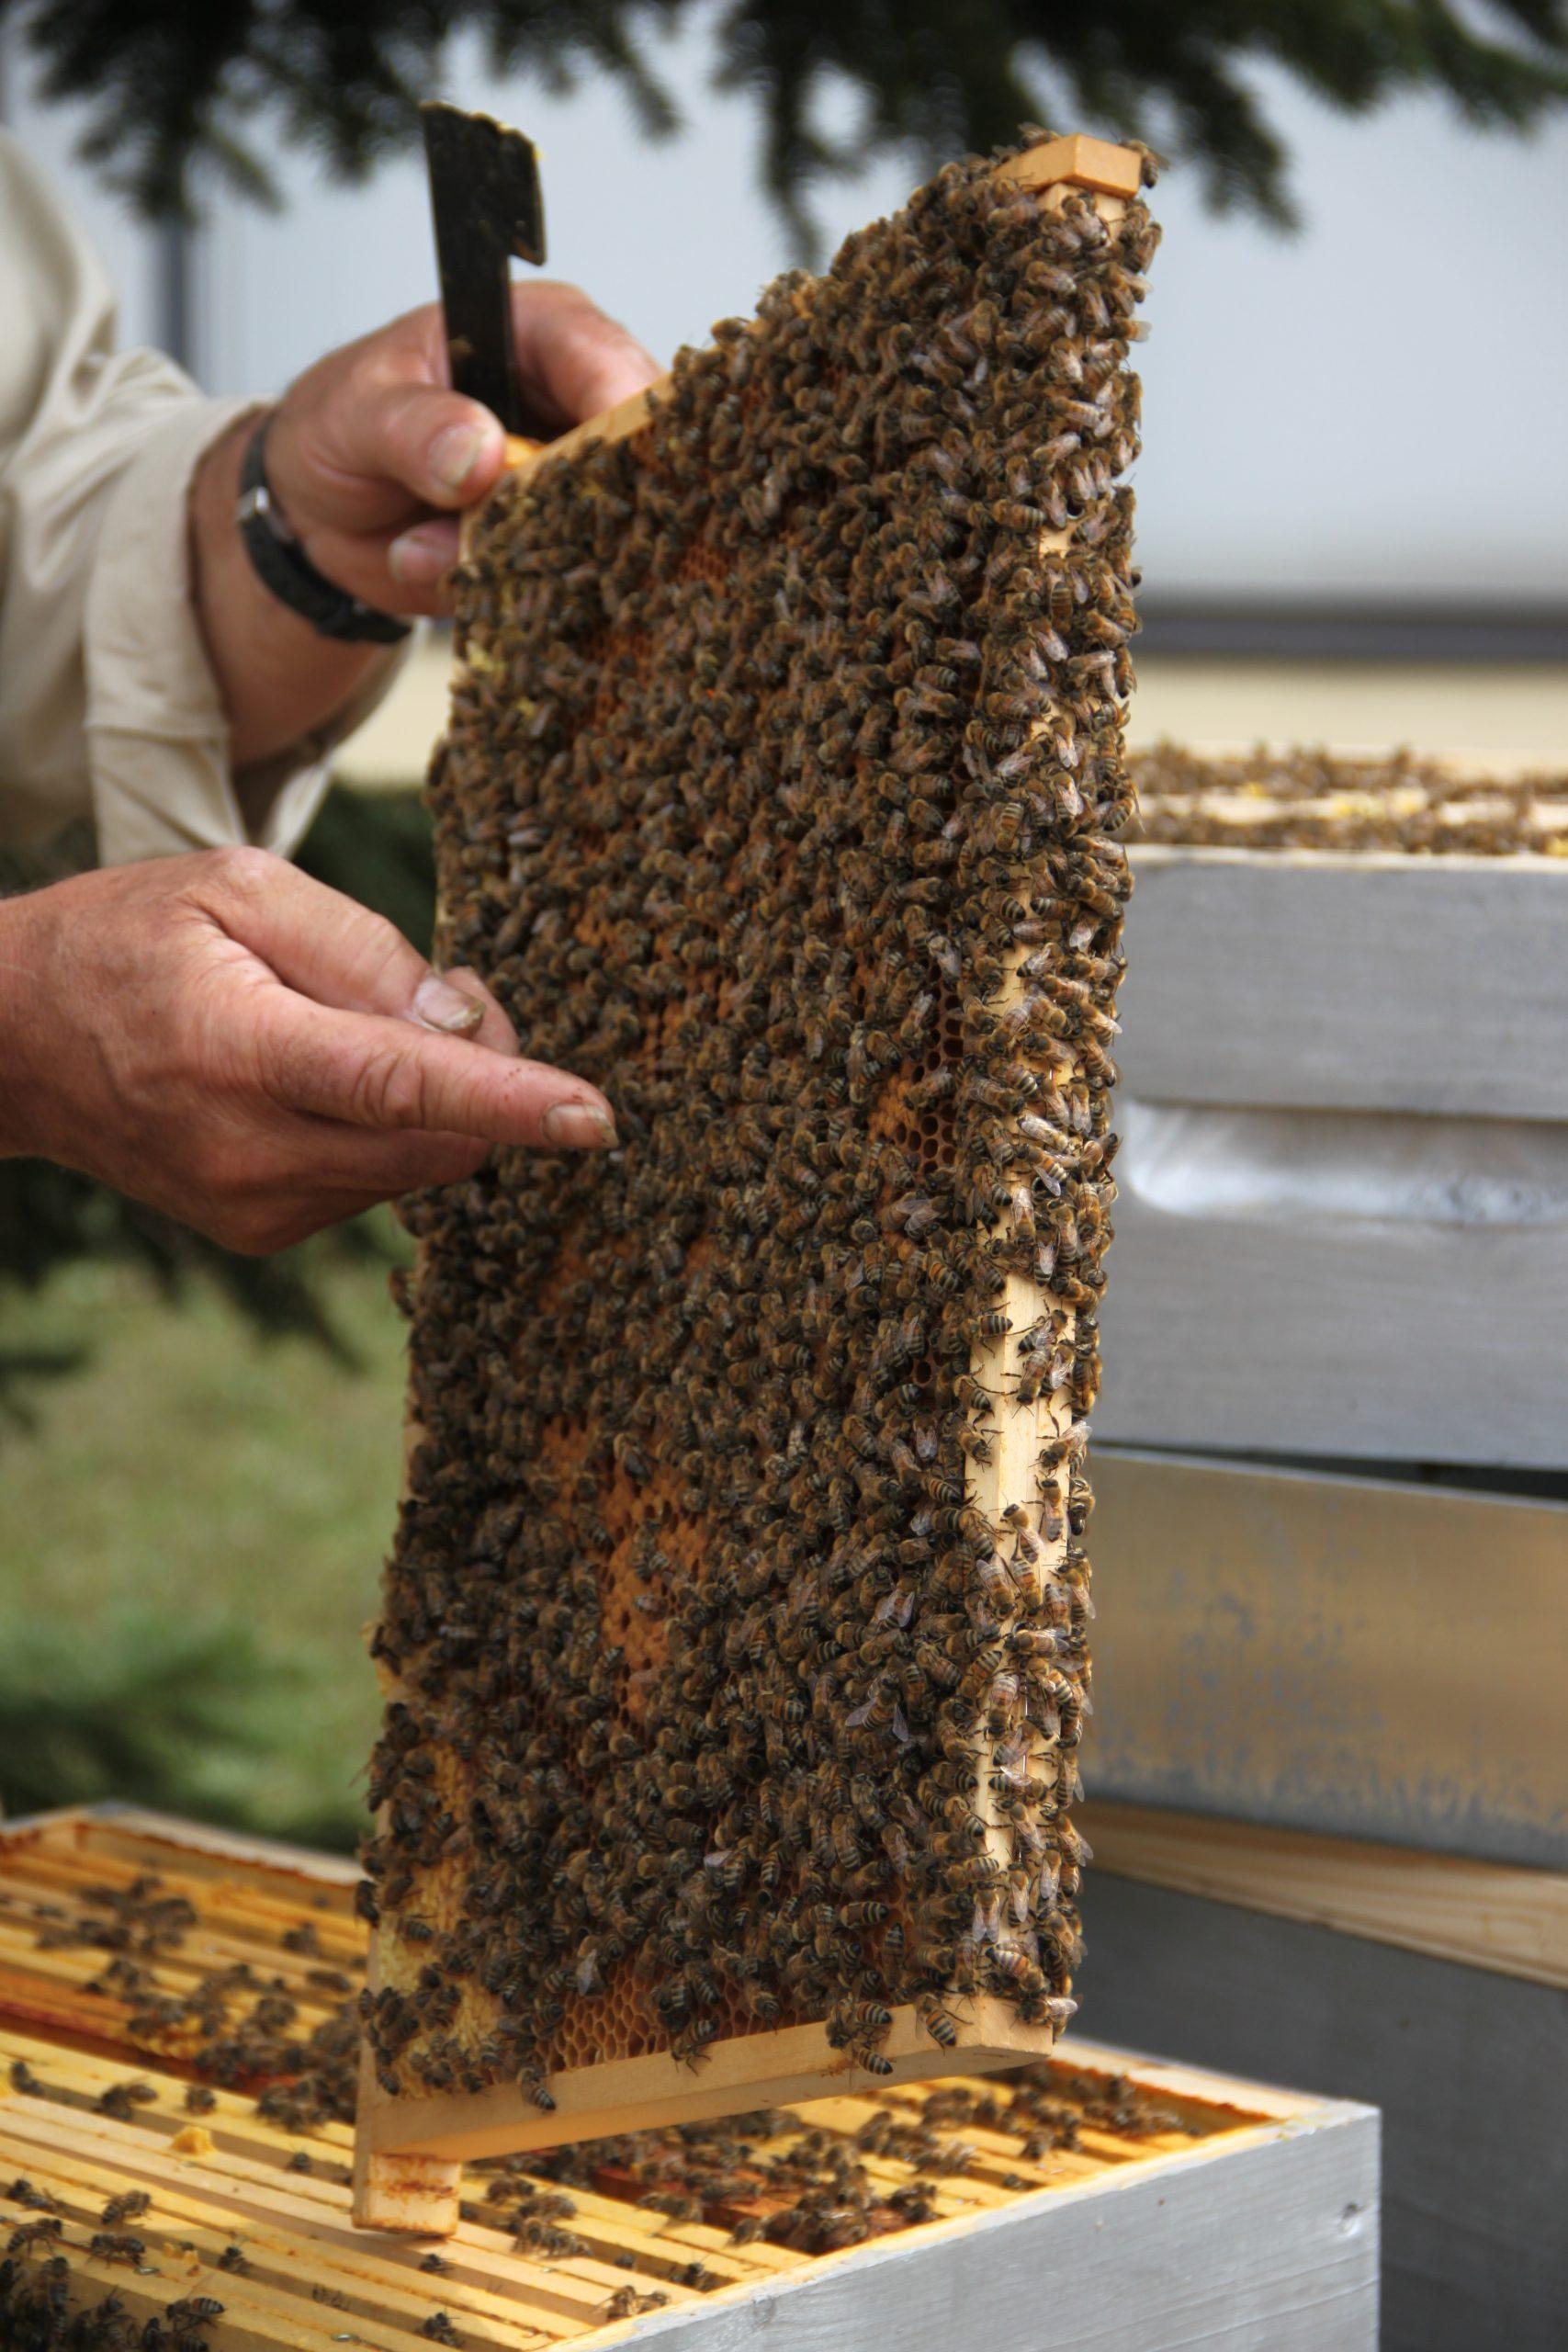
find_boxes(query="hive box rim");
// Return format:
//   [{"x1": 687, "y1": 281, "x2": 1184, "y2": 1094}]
[{"x1": 568, "y1": 2092, "x2": 1379, "y2": 2352}]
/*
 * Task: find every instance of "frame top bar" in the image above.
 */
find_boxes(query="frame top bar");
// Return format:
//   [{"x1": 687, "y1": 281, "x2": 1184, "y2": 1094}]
[{"x1": 491, "y1": 135, "x2": 1144, "y2": 487}]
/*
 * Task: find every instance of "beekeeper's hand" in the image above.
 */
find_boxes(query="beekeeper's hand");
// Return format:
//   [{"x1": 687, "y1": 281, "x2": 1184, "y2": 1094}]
[
  {"x1": 0, "y1": 846, "x2": 617, "y2": 1253},
  {"x1": 191, "y1": 283, "x2": 660, "y2": 770}
]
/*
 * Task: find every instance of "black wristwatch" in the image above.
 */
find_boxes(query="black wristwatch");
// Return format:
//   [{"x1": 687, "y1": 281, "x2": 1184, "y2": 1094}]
[{"x1": 235, "y1": 417, "x2": 412, "y2": 645}]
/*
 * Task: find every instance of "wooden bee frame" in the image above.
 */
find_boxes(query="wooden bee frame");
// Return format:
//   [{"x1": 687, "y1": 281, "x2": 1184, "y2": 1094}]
[{"x1": 355, "y1": 130, "x2": 1149, "y2": 2233}]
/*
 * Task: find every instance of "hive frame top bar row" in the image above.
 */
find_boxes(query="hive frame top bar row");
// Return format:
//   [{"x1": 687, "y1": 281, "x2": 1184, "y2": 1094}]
[{"x1": 487, "y1": 137, "x2": 1144, "y2": 493}]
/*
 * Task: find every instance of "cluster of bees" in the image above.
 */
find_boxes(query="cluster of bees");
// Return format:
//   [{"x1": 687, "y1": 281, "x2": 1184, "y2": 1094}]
[
  {"x1": 0, "y1": 2276, "x2": 217, "y2": 2351},
  {"x1": 29, "y1": 1873, "x2": 197, "y2": 1960},
  {"x1": 361, "y1": 130, "x2": 1158, "y2": 2104},
  {"x1": 534, "y1": 2061, "x2": 1195, "y2": 2254},
  {"x1": 1, "y1": 2220, "x2": 217, "y2": 2352},
  {"x1": 1134, "y1": 742, "x2": 1568, "y2": 857},
  {"x1": 25, "y1": 1872, "x2": 358, "y2": 2136}
]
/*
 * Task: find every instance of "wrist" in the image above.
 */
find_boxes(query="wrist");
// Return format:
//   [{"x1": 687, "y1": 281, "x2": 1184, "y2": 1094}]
[
  {"x1": 0, "y1": 887, "x2": 60, "y2": 1159},
  {"x1": 190, "y1": 418, "x2": 388, "y2": 773},
  {"x1": 236, "y1": 415, "x2": 411, "y2": 646}
]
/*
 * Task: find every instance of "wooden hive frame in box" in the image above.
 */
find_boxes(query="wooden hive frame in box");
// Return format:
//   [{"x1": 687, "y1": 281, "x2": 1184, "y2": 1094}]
[
  {"x1": 0, "y1": 1808, "x2": 1379, "y2": 2350},
  {"x1": 355, "y1": 130, "x2": 1152, "y2": 2231}
]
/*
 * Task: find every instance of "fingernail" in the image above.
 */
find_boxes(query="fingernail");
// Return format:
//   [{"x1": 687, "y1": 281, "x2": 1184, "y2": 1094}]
[
  {"x1": 389, "y1": 525, "x2": 454, "y2": 584},
  {"x1": 543, "y1": 1101, "x2": 618, "y2": 1149},
  {"x1": 430, "y1": 421, "x2": 491, "y2": 490},
  {"x1": 413, "y1": 973, "x2": 484, "y2": 1035}
]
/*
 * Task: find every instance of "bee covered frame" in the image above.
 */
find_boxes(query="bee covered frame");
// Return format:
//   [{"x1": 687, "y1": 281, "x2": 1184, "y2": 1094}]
[{"x1": 355, "y1": 132, "x2": 1154, "y2": 2226}]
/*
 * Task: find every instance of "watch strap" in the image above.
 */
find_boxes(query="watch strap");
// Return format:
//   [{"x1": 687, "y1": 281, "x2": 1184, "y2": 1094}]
[{"x1": 236, "y1": 420, "x2": 412, "y2": 646}]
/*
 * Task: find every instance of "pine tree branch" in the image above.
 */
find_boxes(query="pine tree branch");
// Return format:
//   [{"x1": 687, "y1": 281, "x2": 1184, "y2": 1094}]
[{"x1": 3, "y1": 0, "x2": 1564, "y2": 229}]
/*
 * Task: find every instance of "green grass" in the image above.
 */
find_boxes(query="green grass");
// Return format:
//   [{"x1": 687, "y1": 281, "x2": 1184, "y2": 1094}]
[{"x1": 0, "y1": 1239, "x2": 411, "y2": 1848}]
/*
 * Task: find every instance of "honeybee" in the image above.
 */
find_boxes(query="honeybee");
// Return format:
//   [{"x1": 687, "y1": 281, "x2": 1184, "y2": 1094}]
[{"x1": 86, "y1": 2231, "x2": 147, "y2": 2267}]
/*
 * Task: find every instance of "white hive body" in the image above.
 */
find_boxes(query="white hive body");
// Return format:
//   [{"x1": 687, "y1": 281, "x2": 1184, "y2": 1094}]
[{"x1": 1101, "y1": 744, "x2": 1568, "y2": 1467}]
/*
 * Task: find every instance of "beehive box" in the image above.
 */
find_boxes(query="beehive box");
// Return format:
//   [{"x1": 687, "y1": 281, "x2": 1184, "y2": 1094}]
[
  {"x1": 1066, "y1": 743, "x2": 1568, "y2": 2346},
  {"x1": 1087, "y1": 1446, "x2": 1568, "y2": 1868},
  {"x1": 0, "y1": 1807, "x2": 1378, "y2": 2350},
  {"x1": 1099, "y1": 746, "x2": 1568, "y2": 1468},
  {"x1": 1071, "y1": 1447, "x2": 1567, "y2": 2338},
  {"x1": 1080, "y1": 1846, "x2": 1564, "y2": 2352},
  {"x1": 358, "y1": 128, "x2": 1161, "y2": 2200}
]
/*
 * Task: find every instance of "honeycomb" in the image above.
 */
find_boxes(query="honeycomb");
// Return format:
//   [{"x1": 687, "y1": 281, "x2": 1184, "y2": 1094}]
[{"x1": 362, "y1": 130, "x2": 1157, "y2": 2116}]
